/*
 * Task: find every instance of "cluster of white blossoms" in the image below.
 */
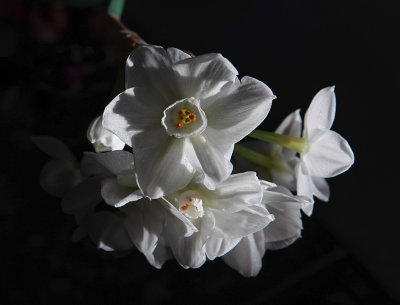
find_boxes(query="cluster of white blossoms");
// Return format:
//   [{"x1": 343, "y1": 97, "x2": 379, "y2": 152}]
[{"x1": 34, "y1": 44, "x2": 354, "y2": 276}]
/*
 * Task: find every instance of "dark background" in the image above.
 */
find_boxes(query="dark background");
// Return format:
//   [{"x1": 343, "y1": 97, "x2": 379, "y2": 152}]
[{"x1": 1, "y1": 0, "x2": 397, "y2": 304}]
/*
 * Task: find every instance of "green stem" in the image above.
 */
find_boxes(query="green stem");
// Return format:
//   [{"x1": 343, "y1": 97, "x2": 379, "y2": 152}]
[
  {"x1": 108, "y1": 0, "x2": 126, "y2": 19},
  {"x1": 248, "y1": 129, "x2": 307, "y2": 154},
  {"x1": 234, "y1": 144, "x2": 276, "y2": 169}
]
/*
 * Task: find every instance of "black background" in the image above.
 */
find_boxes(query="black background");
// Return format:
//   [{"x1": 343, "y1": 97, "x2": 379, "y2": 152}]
[{"x1": 1, "y1": 0, "x2": 397, "y2": 304}]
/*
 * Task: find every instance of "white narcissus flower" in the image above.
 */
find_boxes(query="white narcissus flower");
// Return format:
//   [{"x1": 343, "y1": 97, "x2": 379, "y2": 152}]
[
  {"x1": 103, "y1": 44, "x2": 275, "y2": 198},
  {"x1": 222, "y1": 181, "x2": 310, "y2": 277},
  {"x1": 296, "y1": 87, "x2": 354, "y2": 214},
  {"x1": 151, "y1": 172, "x2": 274, "y2": 269},
  {"x1": 61, "y1": 150, "x2": 143, "y2": 250},
  {"x1": 87, "y1": 115, "x2": 125, "y2": 152}
]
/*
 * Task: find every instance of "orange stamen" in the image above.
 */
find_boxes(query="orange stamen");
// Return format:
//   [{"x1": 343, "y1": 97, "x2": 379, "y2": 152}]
[
  {"x1": 181, "y1": 204, "x2": 189, "y2": 211},
  {"x1": 177, "y1": 122, "x2": 184, "y2": 128},
  {"x1": 178, "y1": 109, "x2": 185, "y2": 116},
  {"x1": 189, "y1": 114, "x2": 196, "y2": 120}
]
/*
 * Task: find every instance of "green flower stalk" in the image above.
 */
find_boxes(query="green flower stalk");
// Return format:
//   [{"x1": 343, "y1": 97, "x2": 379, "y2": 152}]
[{"x1": 248, "y1": 129, "x2": 307, "y2": 154}]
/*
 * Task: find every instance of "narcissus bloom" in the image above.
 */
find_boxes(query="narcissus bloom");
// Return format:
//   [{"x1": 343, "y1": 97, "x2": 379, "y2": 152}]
[
  {"x1": 120, "y1": 172, "x2": 274, "y2": 269},
  {"x1": 103, "y1": 44, "x2": 275, "y2": 198},
  {"x1": 296, "y1": 87, "x2": 354, "y2": 213},
  {"x1": 61, "y1": 150, "x2": 142, "y2": 249},
  {"x1": 156, "y1": 172, "x2": 274, "y2": 269},
  {"x1": 247, "y1": 87, "x2": 354, "y2": 215}
]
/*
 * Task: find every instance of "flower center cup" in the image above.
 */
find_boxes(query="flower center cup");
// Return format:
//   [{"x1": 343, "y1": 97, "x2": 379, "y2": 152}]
[
  {"x1": 178, "y1": 190, "x2": 204, "y2": 219},
  {"x1": 161, "y1": 97, "x2": 207, "y2": 138}
]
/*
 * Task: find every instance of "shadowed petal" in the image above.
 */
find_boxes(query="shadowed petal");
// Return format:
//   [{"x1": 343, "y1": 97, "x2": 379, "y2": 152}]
[
  {"x1": 125, "y1": 45, "x2": 189, "y2": 102},
  {"x1": 87, "y1": 211, "x2": 132, "y2": 252},
  {"x1": 205, "y1": 236, "x2": 241, "y2": 260},
  {"x1": 81, "y1": 151, "x2": 134, "y2": 177},
  {"x1": 61, "y1": 177, "x2": 103, "y2": 215},
  {"x1": 213, "y1": 205, "x2": 273, "y2": 239},
  {"x1": 172, "y1": 53, "x2": 238, "y2": 100},
  {"x1": 101, "y1": 178, "x2": 142, "y2": 207},
  {"x1": 222, "y1": 230, "x2": 266, "y2": 277},
  {"x1": 102, "y1": 87, "x2": 166, "y2": 148},
  {"x1": 122, "y1": 199, "x2": 164, "y2": 255}
]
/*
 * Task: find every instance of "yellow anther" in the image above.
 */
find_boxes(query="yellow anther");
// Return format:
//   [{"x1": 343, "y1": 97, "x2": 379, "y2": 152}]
[{"x1": 177, "y1": 108, "x2": 196, "y2": 128}]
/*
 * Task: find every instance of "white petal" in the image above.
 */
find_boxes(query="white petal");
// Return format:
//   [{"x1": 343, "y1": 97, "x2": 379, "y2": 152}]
[
  {"x1": 202, "y1": 76, "x2": 275, "y2": 145},
  {"x1": 101, "y1": 178, "x2": 142, "y2": 207},
  {"x1": 102, "y1": 87, "x2": 166, "y2": 148},
  {"x1": 87, "y1": 211, "x2": 132, "y2": 252},
  {"x1": 295, "y1": 164, "x2": 315, "y2": 215},
  {"x1": 165, "y1": 211, "x2": 214, "y2": 268},
  {"x1": 205, "y1": 236, "x2": 241, "y2": 260},
  {"x1": 86, "y1": 115, "x2": 125, "y2": 153},
  {"x1": 213, "y1": 205, "x2": 273, "y2": 239},
  {"x1": 189, "y1": 133, "x2": 233, "y2": 190},
  {"x1": 39, "y1": 160, "x2": 81, "y2": 197},
  {"x1": 205, "y1": 172, "x2": 263, "y2": 212},
  {"x1": 158, "y1": 197, "x2": 198, "y2": 236},
  {"x1": 262, "y1": 189, "x2": 303, "y2": 249},
  {"x1": 275, "y1": 109, "x2": 303, "y2": 164},
  {"x1": 145, "y1": 241, "x2": 173, "y2": 269},
  {"x1": 61, "y1": 177, "x2": 102, "y2": 215},
  {"x1": 134, "y1": 135, "x2": 194, "y2": 198},
  {"x1": 172, "y1": 53, "x2": 238, "y2": 100},
  {"x1": 222, "y1": 230, "x2": 266, "y2": 277},
  {"x1": 167, "y1": 47, "x2": 192, "y2": 63},
  {"x1": 304, "y1": 86, "x2": 336, "y2": 133},
  {"x1": 310, "y1": 176, "x2": 330, "y2": 202},
  {"x1": 303, "y1": 129, "x2": 354, "y2": 178},
  {"x1": 81, "y1": 151, "x2": 134, "y2": 177},
  {"x1": 275, "y1": 109, "x2": 302, "y2": 138},
  {"x1": 125, "y1": 45, "x2": 184, "y2": 102},
  {"x1": 31, "y1": 136, "x2": 77, "y2": 162},
  {"x1": 122, "y1": 199, "x2": 164, "y2": 254},
  {"x1": 259, "y1": 180, "x2": 277, "y2": 190}
]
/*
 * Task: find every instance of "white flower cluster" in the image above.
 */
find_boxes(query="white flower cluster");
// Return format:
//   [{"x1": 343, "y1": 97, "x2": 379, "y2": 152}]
[{"x1": 34, "y1": 45, "x2": 354, "y2": 276}]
